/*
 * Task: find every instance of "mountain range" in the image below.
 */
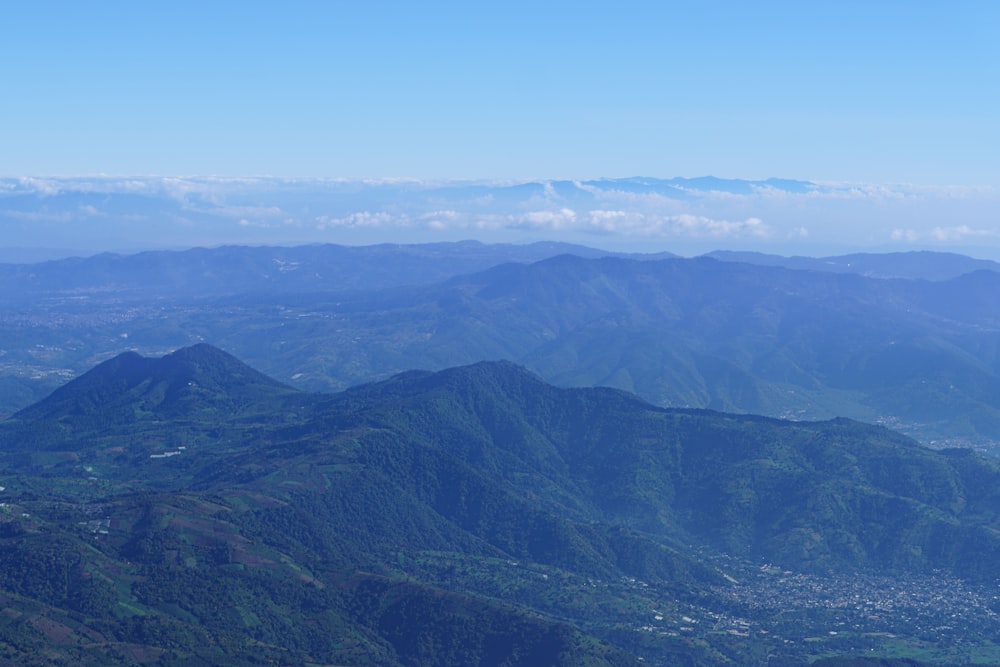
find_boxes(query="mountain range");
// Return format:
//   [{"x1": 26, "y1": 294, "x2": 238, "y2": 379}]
[
  {"x1": 1, "y1": 344, "x2": 999, "y2": 664},
  {"x1": 0, "y1": 241, "x2": 651, "y2": 302},
  {"x1": 4, "y1": 242, "x2": 1000, "y2": 451},
  {"x1": 2, "y1": 242, "x2": 995, "y2": 304}
]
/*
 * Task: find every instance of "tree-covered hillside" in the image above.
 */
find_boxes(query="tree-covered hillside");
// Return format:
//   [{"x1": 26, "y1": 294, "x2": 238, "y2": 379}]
[{"x1": 2, "y1": 345, "x2": 1000, "y2": 664}]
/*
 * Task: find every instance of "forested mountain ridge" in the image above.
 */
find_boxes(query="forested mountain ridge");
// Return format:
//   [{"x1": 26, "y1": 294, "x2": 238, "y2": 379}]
[
  {"x1": 4, "y1": 244, "x2": 1000, "y2": 452},
  {"x1": 2, "y1": 345, "x2": 1000, "y2": 664}
]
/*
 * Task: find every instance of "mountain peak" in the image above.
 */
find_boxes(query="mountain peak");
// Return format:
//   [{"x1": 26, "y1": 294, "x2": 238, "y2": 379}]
[{"x1": 11, "y1": 344, "x2": 296, "y2": 426}]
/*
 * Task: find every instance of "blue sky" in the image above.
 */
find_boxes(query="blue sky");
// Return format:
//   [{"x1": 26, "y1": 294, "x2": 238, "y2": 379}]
[
  {"x1": 4, "y1": 2, "x2": 997, "y2": 184},
  {"x1": 1, "y1": 2, "x2": 998, "y2": 257}
]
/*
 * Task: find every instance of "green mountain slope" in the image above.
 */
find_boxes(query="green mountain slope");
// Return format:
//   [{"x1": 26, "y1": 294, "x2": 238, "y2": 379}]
[
  {"x1": 13, "y1": 343, "x2": 302, "y2": 424},
  {"x1": 3, "y1": 345, "x2": 1000, "y2": 664},
  {"x1": 315, "y1": 359, "x2": 1000, "y2": 578}
]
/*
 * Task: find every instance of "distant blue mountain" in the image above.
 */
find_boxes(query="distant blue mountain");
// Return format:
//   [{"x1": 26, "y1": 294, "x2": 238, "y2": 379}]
[
  {"x1": 580, "y1": 176, "x2": 816, "y2": 196},
  {"x1": 705, "y1": 249, "x2": 1000, "y2": 281}
]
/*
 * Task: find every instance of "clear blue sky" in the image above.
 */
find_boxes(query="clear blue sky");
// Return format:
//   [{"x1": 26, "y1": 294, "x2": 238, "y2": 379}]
[{"x1": 3, "y1": 1, "x2": 998, "y2": 186}]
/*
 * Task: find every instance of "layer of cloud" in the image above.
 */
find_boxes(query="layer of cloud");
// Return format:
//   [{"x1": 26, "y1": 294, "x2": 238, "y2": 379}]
[
  {"x1": 892, "y1": 225, "x2": 999, "y2": 243},
  {"x1": 288, "y1": 205, "x2": 776, "y2": 242},
  {"x1": 314, "y1": 211, "x2": 400, "y2": 229},
  {"x1": 1, "y1": 176, "x2": 996, "y2": 256},
  {"x1": 504, "y1": 208, "x2": 771, "y2": 239},
  {"x1": 2, "y1": 176, "x2": 993, "y2": 208},
  {"x1": 194, "y1": 204, "x2": 285, "y2": 219}
]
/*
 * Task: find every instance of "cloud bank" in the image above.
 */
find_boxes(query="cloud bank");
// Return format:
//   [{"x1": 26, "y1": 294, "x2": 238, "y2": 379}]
[{"x1": 0, "y1": 176, "x2": 996, "y2": 258}]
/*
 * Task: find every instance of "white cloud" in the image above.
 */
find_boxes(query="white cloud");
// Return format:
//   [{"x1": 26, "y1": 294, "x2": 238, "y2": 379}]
[
  {"x1": 586, "y1": 211, "x2": 771, "y2": 239},
  {"x1": 512, "y1": 208, "x2": 578, "y2": 229},
  {"x1": 472, "y1": 215, "x2": 507, "y2": 231},
  {"x1": 0, "y1": 209, "x2": 74, "y2": 222},
  {"x1": 197, "y1": 204, "x2": 285, "y2": 219},
  {"x1": 930, "y1": 225, "x2": 998, "y2": 241},
  {"x1": 588, "y1": 188, "x2": 684, "y2": 207},
  {"x1": 667, "y1": 214, "x2": 771, "y2": 239},
  {"x1": 477, "y1": 207, "x2": 773, "y2": 240},
  {"x1": 891, "y1": 225, "x2": 998, "y2": 243},
  {"x1": 12, "y1": 177, "x2": 64, "y2": 196},
  {"x1": 418, "y1": 210, "x2": 465, "y2": 231},
  {"x1": 587, "y1": 209, "x2": 628, "y2": 224},
  {"x1": 891, "y1": 228, "x2": 920, "y2": 242},
  {"x1": 236, "y1": 217, "x2": 283, "y2": 229},
  {"x1": 1, "y1": 176, "x2": 995, "y2": 256},
  {"x1": 419, "y1": 209, "x2": 460, "y2": 219},
  {"x1": 808, "y1": 182, "x2": 997, "y2": 203},
  {"x1": 314, "y1": 211, "x2": 401, "y2": 229}
]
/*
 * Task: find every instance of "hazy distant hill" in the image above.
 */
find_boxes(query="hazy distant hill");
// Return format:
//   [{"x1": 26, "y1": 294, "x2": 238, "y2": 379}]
[
  {"x1": 0, "y1": 240, "x2": 642, "y2": 301},
  {"x1": 705, "y1": 249, "x2": 1000, "y2": 281},
  {"x1": 3, "y1": 345, "x2": 1000, "y2": 663}
]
